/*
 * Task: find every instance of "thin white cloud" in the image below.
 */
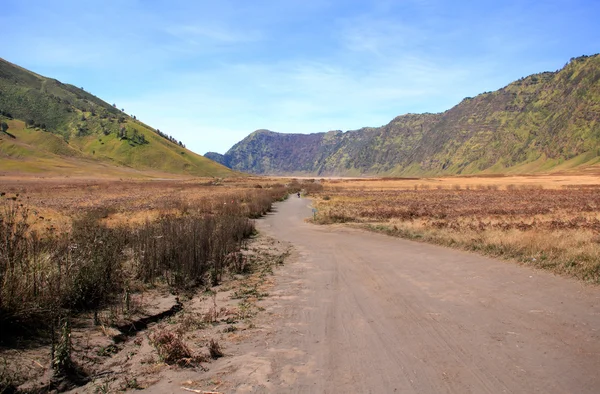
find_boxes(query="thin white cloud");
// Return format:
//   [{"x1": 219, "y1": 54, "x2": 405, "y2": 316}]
[
  {"x1": 115, "y1": 53, "x2": 476, "y2": 154},
  {"x1": 165, "y1": 24, "x2": 263, "y2": 45},
  {"x1": 5, "y1": 0, "x2": 597, "y2": 156},
  {"x1": 338, "y1": 18, "x2": 427, "y2": 57}
]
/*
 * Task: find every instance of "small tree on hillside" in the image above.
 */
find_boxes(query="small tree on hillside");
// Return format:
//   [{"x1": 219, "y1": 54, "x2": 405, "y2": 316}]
[{"x1": 0, "y1": 121, "x2": 8, "y2": 134}]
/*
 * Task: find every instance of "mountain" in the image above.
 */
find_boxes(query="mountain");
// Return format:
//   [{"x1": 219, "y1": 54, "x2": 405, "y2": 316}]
[
  {"x1": 206, "y1": 54, "x2": 600, "y2": 176},
  {"x1": 0, "y1": 58, "x2": 235, "y2": 177}
]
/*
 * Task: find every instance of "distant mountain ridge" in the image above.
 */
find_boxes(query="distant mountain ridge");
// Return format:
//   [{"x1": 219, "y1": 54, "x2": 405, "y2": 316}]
[
  {"x1": 0, "y1": 57, "x2": 235, "y2": 177},
  {"x1": 206, "y1": 54, "x2": 600, "y2": 176}
]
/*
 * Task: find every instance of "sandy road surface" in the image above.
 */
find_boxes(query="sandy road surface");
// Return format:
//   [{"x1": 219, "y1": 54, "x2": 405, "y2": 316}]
[
  {"x1": 247, "y1": 196, "x2": 600, "y2": 393},
  {"x1": 144, "y1": 196, "x2": 600, "y2": 393}
]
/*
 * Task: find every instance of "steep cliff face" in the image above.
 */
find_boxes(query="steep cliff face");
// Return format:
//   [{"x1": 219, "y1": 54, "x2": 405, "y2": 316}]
[{"x1": 206, "y1": 54, "x2": 600, "y2": 176}]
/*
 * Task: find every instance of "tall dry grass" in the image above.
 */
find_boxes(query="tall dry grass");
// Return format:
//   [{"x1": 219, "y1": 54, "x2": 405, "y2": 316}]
[
  {"x1": 312, "y1": 185, "x2": 600, "y2": 283},
  {"x1": 0, "y1": 182, "x2": 291, "y2": 339},
  {"x1": 0, "y1": 201, "x2": 128, "y2": 336}
]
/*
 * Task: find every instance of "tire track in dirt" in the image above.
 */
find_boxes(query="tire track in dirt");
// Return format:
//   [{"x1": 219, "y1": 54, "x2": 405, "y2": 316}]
[
  {"x1": 251, "y1": 196, "x2": 600, "y2": 393},
  {"x1": 138, "y1": 196, "x2": 600, "y2": 393}
]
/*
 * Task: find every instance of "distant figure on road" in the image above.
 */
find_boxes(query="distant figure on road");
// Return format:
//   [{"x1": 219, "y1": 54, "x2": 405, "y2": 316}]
[{"x1": 297, "y1": 192, "x2": 301, "y2": 198}]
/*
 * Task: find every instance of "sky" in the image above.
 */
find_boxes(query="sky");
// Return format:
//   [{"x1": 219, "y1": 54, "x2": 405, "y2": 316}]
[{"x1": 2, "y1": 0, "x2": 600, "y2": 154}]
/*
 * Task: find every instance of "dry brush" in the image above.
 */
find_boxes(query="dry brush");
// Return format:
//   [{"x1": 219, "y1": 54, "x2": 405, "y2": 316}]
[{"x1": 312, "y1": 183, "x2": 600, "y2": 282}]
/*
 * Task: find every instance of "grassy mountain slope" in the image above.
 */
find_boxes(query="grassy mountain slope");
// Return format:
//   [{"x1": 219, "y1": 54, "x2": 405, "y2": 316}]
[
  {"x1": 207, "y1": 54, "x2": 600, "y2": 176},
  {"x1": 0, "y1": 58, "x2": 235, "y2": 177}
]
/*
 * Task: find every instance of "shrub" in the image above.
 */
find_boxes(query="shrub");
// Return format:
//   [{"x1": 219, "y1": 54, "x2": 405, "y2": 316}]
[
  {"x1": 0, "y1": 201, "x2": 128, "y2": 336},
  {"x1": 208, "y1": 339, "x2": 223, "y2": 359},
  {"x1": 303, "y1": 182, "x2": 324, "y2": 195},
  {"x1": 132, "y1": 212, "x2": 254, "y2": 288},
  {"x1": 150, "y1": 330, "x2": 193, "y2": 365},
  {"x1": 0, "y1": 185, "x2": 290, "y2": 340},
  {"x1": 59, "y1": 213, "x2": 127, "y2": 310}
]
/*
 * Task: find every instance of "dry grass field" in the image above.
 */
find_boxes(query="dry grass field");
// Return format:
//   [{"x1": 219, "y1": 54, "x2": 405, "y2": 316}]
[
  {"x1": 0, "y1": 176, "x2": 296, "y2": 325},
  {"x1": 2, "y1": 172, "x2": 599, "y2": 390},
  {"x1": 0, "y1": 176, "x2": 306, "y2": 391},
  {"x1": 0, "y1": 177, "x2": 286, "y2": 230},
  {"x1": 311, "y1": 173, "x2": 600, "y2": 283}
]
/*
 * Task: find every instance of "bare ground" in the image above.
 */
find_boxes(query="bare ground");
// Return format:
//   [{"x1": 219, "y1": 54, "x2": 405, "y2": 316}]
[
  {"x1": 140, "y1": 196, "x2": 600, "y2": 393},
  {"x1": 12, "y1": 196, "x2": 600, "y2": 393},
  {"x1": 1, "y1": 234, "x2": 290, "y2": 393}
]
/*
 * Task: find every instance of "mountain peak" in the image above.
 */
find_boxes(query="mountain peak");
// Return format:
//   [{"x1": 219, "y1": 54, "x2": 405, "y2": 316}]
[
  {"x1": 250, "y1": 129, "x2": 275, "y2": 136},
  {"x1": 214, "y1": 54, "x2": 600, "y2": 176}
]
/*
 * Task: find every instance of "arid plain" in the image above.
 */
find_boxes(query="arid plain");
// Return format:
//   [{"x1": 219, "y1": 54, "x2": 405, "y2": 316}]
[{"x1": 2, "y1": 170, "x2": 600, "y2": 392}]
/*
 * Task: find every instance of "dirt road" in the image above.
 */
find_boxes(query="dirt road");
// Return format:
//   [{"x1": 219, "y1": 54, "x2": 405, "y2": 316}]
[
  {"x1": 146, "y1": 196, "x2": 600, "y2": 393},
  {"x1": 243, "y1": 196, "x2": 600, "y2": 393}
]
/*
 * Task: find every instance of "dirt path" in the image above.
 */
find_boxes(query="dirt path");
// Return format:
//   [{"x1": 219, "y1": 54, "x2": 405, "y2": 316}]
[
  {"x1": 146, "y1": 196, "x2": 600, "y2": 393},
  {"x1": 246, "y1": 196, "x2": 600, "y2": 393}
]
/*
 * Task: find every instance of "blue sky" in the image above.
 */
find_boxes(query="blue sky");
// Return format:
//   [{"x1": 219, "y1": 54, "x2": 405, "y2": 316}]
[{"x1": 2, "y1": 0, "x2": 599, "y2": 154}]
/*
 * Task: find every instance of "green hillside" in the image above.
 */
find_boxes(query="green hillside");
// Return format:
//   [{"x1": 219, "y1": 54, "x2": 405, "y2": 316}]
[
  {"x1": 207, "y1": 54, "x2": 600, "y2": 176},
  {"x1": 0, "y1": 57, "x2": 235, "y2": 177}
]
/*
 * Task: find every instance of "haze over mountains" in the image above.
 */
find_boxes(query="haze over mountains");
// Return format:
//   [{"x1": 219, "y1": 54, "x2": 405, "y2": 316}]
[
  {"x1": 0, "y1": 58, "x2": 235, "y2": 178},
  {"x1": 206, "y1": 54, "x2": 600, "y2": 176},
  {"x1": 2, "y1": 54, "x2": 599, "y2": 178}
]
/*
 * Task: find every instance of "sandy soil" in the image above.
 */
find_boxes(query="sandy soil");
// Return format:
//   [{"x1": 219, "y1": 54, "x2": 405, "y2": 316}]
[
  {"x1": 137, "y1": 196, "x2": 600, "y2": 393},
  {"x1": 2, "y1": 234, "x2": 290, "y2": 393},
  {"x1": 9, "y1": 193, "x2": 593, "y2": 393}
]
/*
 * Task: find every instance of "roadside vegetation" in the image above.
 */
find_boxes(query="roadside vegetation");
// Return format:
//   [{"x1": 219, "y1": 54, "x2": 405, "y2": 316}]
[
  {"x1": 311, "y1": 176, "x2": 600, "y2": 283},
  {"x1": 0, "y1": 176, "x2": 300, "y2": 391}
]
